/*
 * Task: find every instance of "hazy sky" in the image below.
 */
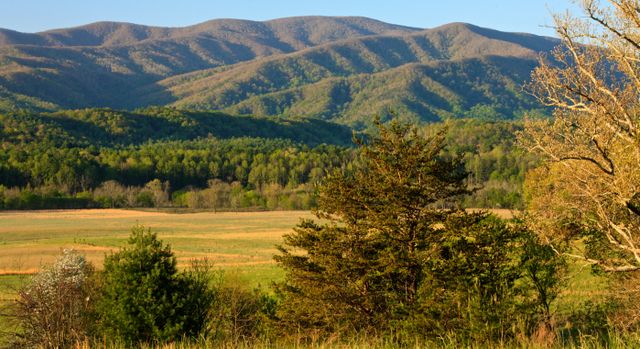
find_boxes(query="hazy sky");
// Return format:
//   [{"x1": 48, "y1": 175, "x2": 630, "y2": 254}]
[{"x1": 0, "y1": 0, "x2": 582, "y2": 37}]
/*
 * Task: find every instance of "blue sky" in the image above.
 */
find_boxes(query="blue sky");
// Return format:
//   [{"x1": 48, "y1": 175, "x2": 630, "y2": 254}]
[{"x1": 0, "y1": 0, "x2": 581, "y2": 37}]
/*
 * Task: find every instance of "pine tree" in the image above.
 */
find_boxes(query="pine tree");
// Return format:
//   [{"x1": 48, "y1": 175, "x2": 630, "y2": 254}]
[
  {"x1": 96, "y1": 225, "x2": 215, "y2": 343},
  {"x1": 274, "y1": 119, "x2": 469, "y2": 333}
]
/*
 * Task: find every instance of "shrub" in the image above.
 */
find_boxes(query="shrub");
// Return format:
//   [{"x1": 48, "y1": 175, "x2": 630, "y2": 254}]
[
  {"x1": 96, "y1": 225, "x2": 216, "y2": 343},
  {"x1": 11, "y1": 250, "x2": 94, "y2": 348},
  {"x1": 423, "y1": 214, "x2": 565, "y2": 341},
  {"x1": 209, "y1": 282, "x2": 277, "y2": 344}
]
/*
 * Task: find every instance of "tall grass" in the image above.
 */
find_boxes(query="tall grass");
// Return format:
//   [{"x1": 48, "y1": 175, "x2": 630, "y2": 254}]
[{"x1": 67, "y1": 330, "x2": 640, "y2": 349}]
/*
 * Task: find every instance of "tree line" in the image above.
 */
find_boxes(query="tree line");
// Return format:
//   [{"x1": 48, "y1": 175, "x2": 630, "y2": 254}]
[{"x1": 0, "y1": 108, "x2": 538, "y2": 210}]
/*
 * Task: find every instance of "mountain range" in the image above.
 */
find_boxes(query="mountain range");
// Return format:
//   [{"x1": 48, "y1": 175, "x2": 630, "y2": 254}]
[{"x1": 0, "y1": 16, "x2": 559, "y2": 127}]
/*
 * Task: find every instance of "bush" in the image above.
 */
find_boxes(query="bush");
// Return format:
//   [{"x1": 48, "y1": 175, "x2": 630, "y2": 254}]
[
  {"x1": 422, "y1": 214, "x2": 565, "y2": 341},
  {"x1": 11, "y1": 250, "x2": 94, "y2": 348},
  {"x1": 209, "y1": 281, "x2": 277, "y2": 344},
  {"x1": 96, "y1": 225, "x2": 216, "y2": 343}
]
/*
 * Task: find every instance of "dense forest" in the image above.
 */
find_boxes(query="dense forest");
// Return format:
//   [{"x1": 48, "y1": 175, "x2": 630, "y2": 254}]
[{"x1": 0, "y1": 107, "x2": 537, "y2": 210}]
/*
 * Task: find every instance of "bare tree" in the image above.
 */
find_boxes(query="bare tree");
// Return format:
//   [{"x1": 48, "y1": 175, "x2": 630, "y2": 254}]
[{"x1": 520, "y1": 0, "x2": 640, "y2": 272}]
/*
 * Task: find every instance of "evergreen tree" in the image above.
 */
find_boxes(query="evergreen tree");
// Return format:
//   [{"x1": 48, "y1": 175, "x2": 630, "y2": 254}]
[
  {"x1": 274, "y1": 120, "x2": 469, "y2": 333},
  {"x1": 96, "y1": 225, "x2": 215, "y2": 343},
  {"x1": 274, "y1": 119, "x2": 563, "y2": 340}
]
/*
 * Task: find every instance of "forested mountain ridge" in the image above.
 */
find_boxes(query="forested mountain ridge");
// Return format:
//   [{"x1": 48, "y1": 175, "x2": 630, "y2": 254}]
[
  {"x1": 0, "y1": 16, "x2": 418, "y2": 48},
  {"x1": 0, "y1": 17, "x2": 558, "y2": 123},
  {"x1": 156, "y1": 22, "x2": 555, "y2": 125},
  {"x1": 0, "y1": 107, "x2": 353, "y2": 147},
  {"x1": 0, "y1": 17, "x2": 419, "y2": 111}
]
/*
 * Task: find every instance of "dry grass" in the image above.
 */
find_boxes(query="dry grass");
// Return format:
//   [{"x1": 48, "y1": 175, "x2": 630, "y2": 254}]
[
  {"x1": 468, "y1": 208, "x2": 515, "y2": 219},
  {"x1": 0, "y1": 208, "x2": 517, "y2": 276},
  {"x1": 0, "y1": 209, "x2": 314, "y2": 276}
]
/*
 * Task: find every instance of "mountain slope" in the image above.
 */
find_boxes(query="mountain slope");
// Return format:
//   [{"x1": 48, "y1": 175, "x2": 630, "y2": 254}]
[
  {"x1": 219, "y1": 57, "x2": 539, "y2": 126},
  {"x1": 0, "y1": 17, "x2": 419, "y2": 110},
  {"x1": 0, "y1": 18, "x2": 558, "y2": 124},
  {"x1": 139, "y1": 23, "x2": 557, "y2": 125},
  {"x1": 0, "y1": 16, "x2": 418, "y2": 48},
  {"x1": 0, "y1": 107, "x2": 354, "y2": 147}
]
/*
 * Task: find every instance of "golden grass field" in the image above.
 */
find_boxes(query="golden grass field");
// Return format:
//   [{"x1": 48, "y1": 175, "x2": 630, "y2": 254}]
[
  {"x1": 0, "y1": 209, "x2": 320, "y2": 307},
  {"x1": 0, "y1": 208, "x2": 515, "y2": 276},
  {"x1": 0, "y1": 209, "x2": 316, "y2": 274}
]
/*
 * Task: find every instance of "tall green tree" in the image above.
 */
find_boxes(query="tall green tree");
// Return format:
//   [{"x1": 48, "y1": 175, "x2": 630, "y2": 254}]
[
  {"x1": 274, "y1": 120, "x2": 469, "y2": 333},
  {"x1": 274, "y1": 119, "x2": 563, "y2": 340}
]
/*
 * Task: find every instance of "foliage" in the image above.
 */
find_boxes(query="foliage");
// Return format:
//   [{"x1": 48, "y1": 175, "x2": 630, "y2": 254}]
[
  {"x1": 96, "y1": 225, "x2": 216, "y2": 343},
  {"x1": 208, "y1": 281, "x2": 277, "y2": 344},
  {"x1": 10, "y1": 250, "x2": 94, "y2": 348},
  {"x1": 274, "y1": 119, "x2": 560, "y2": 341},
  {"x1": 0, "y1": 107, "x2": 353, "y2": 210},
  {"x1": 422, "y1": 214, "x2": 565, "y2": 341},
  {"x1": 274, "y1": 120, "x2": 467, "y2": 334},
  {"x1": 435, "y1": 119, "x2": 541, "y2": 209},
  {"x1": 0, "y1": 108, "x2": 540, "y2": 210},
  {"x1": 0, "y1": 108, "x2": 353, "y2": 147},
  {"x1": 520, "y1": 0, "x2": 640, "y2": 273}
]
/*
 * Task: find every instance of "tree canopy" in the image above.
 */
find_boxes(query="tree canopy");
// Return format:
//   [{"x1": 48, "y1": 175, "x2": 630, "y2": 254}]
[{"x1": 521, "y1": 0, "x2": 640, "y2": 273}]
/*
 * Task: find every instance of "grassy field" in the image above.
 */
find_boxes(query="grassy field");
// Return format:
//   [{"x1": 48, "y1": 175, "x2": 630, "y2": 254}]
[
  {"x1": 0, "y1": 209, "x2": 515, "y2": 274},
  {"x1": 0, "y1": 208, "x2": 315, "y2": 278},
  {"x1": 0, "y1": 209, "x2": 318, "y2": 306}
]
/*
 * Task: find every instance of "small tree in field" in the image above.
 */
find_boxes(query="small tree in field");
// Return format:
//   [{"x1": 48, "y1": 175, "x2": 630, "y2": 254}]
[
  {"x1": 96, "y1": 225, "x2": 215, "y2": 343},
  {"x1": 11, "y1": 250, "x2": 94, "y2": 348}
]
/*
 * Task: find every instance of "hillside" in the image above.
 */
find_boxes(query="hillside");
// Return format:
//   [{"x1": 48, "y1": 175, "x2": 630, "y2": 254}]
[
  {"x1": 0, "y1": 17, "x2": 419, "y2": 110},
  {"x1": 0, "y1": 17, "x2": 558, "y2": 124},
  {"x1": 0, "y1": 107, "x2": 353, "y2": 147},
  {"x1": 151, "y1": 23, "x2": 555, "y2": 125},
  {"x1": 0, "y1": 17, "x2": 418, "y2": 48}
]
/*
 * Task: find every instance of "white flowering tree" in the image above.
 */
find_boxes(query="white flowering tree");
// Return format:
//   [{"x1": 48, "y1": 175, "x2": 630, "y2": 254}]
[{"x1": 11, "y1": 249, "x2": 94, "y2": 348}]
